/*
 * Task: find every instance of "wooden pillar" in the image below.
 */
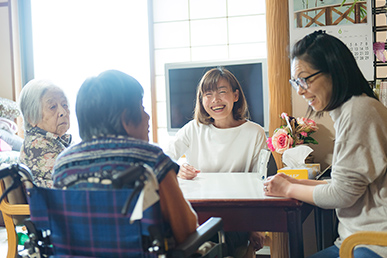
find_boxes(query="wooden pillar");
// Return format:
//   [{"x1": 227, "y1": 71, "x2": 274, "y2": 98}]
[
  {"x1": 266, "y1": 1, "x2": 293, "y2": 258},
  {"x1": 266, "y1": 0, "x2": 292, "y2": 170}
]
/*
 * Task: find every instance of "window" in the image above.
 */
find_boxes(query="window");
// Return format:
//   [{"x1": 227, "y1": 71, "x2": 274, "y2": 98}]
[{"x1": 29, "y1": 0, "x2": 151, "y2": 143}]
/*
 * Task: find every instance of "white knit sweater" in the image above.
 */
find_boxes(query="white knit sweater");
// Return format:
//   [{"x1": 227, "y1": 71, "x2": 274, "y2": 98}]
[{"x1": 164, "y1": 120, "x2": 267, "y2": 173}]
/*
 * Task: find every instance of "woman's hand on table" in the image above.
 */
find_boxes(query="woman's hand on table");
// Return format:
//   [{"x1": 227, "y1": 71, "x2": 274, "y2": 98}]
[
  {"x1": 263, "y1": 173, "x2": 293, "y2": 197},
  {"x1": 177, "y1": 163, "x2": 200, "y2": 180}
]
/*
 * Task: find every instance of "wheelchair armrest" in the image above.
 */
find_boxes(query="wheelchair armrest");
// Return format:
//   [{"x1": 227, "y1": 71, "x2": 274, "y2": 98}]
[{"x1": 170, "y1": 217, "x2": 223, "y2": 257}]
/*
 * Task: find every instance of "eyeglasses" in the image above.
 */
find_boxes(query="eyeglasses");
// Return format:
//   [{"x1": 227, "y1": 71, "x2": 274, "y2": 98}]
[{"x1": 289, "y1": 71, "x2": 322, "y2": 91}]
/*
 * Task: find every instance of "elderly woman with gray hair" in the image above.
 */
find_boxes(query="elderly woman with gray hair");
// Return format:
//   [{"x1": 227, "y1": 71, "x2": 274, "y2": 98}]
[{"x1": 19, "y1": 79, "x2": 71, "y2": 188}]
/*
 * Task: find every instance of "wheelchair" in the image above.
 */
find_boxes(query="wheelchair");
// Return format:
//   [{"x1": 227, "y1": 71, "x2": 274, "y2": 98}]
[{"x1": 0, "y1": 163, "x2": 225, "y2": 258}]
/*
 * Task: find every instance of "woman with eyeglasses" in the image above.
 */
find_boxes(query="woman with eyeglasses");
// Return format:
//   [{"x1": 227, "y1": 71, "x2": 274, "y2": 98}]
[{"x1": 264, "y1": 30, "x2": 387, "y2": 258}]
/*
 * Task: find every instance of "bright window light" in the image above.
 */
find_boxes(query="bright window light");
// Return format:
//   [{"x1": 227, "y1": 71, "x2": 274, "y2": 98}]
[{"x1": 30, "y1": 0, "x2": 151, "y2": 143}]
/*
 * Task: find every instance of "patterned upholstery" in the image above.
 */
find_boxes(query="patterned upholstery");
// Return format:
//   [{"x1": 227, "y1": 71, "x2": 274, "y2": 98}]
[{"x1": 27, "y1": 186, "x2": 167, "y2": 257}]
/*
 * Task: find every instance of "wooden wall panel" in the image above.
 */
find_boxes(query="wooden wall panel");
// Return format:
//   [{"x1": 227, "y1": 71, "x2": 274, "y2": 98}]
[
  {"x1": 266, "y1": 1, "x2": 293, "y2": 258},
  {"x1": 266, "y1": 0, "x2": 292, "y2": 169}
]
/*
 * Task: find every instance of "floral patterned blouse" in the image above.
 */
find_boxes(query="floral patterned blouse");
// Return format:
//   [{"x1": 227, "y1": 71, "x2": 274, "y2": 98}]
[{"x1": 19, "y1": 127, "x2": 71, "y2": 188}]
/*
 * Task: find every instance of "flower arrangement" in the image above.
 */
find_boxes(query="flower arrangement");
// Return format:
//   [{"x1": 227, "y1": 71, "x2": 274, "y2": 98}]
[{"x1": 267, "y1": 113, "x2": 318, "y2": 154}]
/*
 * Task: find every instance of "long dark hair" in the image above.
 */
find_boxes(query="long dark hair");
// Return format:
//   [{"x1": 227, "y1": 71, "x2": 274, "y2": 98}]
[{"x1": 291, "y1": 30, "x2": 377, "y2": 114}]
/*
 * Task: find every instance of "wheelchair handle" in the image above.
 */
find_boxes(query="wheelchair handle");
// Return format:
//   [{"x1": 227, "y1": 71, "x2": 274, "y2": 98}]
[{"x1": 0, "y1": 163, "x2": 34, "y2": 203}]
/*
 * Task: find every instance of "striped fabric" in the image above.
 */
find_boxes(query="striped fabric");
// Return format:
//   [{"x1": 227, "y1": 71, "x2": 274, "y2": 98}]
[
  {"x1": 28, "y1": 186, "x2": 166, "y2": 257},
  {"x1": 52, "y1": 135, "x2": 179, "y2": 190}
]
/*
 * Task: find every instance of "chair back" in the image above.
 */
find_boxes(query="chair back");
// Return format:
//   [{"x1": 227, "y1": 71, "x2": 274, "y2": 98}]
[
  {"x1": 2, "y1": 175, "x2": 29, "y2": 224},
  {"x1": 0, "y1": 164, "x2": 31, "y2": 258},
  {"x1": 339, "y1": 231, "x2": 387, "y2": 258},
  {"x1": 27, "y1": 186, "x2": 168, "y2": 257}
]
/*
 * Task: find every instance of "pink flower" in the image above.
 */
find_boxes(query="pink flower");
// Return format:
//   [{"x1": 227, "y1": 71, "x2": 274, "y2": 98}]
[
  {"x1": 267, "y1": 137, "x2": 275, "y2": 152},
  {"x1": 268, "y1": 113, "x2": 318, "y2": 155},
  {"x1": 297, "y1": 117, "x2": 318, "y2": 133},
  {"x1": 280, "y1": 112, "x2": 288, "y2": 120},
  {"x1": 271, "y1": 128, "x2": 294, "y2": 154}
]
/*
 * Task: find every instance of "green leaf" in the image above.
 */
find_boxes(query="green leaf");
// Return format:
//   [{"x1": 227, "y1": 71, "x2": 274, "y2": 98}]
[{"x1": 304, "y1": 137, "x2": 318, "y2": 145}]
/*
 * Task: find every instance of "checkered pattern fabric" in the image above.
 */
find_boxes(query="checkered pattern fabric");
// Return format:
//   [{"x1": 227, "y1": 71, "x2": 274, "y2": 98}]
[{"x1": 27, "y1": 187, "x2": 164, "y2": 257}]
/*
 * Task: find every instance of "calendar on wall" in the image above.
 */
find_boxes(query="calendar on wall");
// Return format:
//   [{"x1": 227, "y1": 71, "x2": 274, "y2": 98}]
[{"x1": 288, "y1": 0, "x2": 373, "y2": 81}]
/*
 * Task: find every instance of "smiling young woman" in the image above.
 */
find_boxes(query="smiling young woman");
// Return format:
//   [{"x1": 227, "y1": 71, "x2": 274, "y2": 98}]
[
  {"x1": 165, "y1": 67, "x2": 268, "y2": 257},
  {"x1": 201, "y1": 78, "x2": 241, "y2": 128},
  {"x1": 165, "y1": 67, "x2": 267, "y2": 179}
]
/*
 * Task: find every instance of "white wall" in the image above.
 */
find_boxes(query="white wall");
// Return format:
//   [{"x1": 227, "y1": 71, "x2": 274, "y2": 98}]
[{"x1": 0, "y1": 0, "x2": 14, "y2": 100}]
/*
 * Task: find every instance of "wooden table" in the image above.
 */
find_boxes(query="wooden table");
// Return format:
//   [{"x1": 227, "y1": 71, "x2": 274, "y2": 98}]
[{"x1": 178, "y1": 173, "x2": 312, "y2": 258}]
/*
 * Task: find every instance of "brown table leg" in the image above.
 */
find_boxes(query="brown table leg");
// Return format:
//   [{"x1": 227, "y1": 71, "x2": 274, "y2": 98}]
[{"x1": 287, "y1": 208, "x2": 304, "y2": 258}]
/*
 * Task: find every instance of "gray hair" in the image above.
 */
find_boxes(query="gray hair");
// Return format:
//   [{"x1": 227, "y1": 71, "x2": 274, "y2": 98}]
[{"x1": 19, "y1": 79, "x2": 66, "y2": 131}]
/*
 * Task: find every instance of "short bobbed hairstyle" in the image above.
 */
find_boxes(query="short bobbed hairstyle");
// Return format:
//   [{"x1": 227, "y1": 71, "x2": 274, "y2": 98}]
[
  {"x1": 76, "y1": 70, "x2": 144, "y2": 141},
  {"x1": 19, "y1": 79, "x2": 65, "y2": 131},
  {"x1": 291, "y1": 30, "x2": 377, "y2": 115},
  {"x1": 194, "y1": 67, "x2": 249, "y2": 124}
]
